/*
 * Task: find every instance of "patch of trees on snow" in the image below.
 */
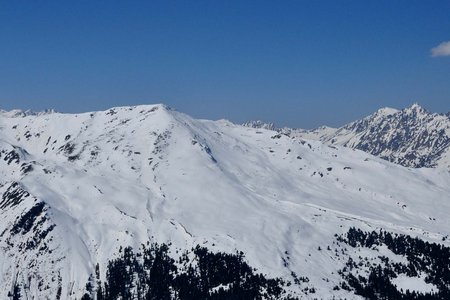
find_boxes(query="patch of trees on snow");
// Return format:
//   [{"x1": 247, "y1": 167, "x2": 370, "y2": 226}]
[
  {"x1": 76, "y1": 243, "x2": 298, "y2": 300},
  {"x1": 336, "y1": 227, "x2": 450, "y2": 299}
]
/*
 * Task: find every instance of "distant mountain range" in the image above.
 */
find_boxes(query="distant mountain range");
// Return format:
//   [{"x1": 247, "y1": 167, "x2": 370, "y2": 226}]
[{"x1": 245, "y1": 104, "x2": 450, "y2": 169}]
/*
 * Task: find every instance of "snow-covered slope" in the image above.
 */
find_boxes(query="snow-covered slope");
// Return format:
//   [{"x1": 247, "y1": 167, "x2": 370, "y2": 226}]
[
  {"x1": 0, "y1": 104, "x2": 449, "y2": 299},
  {"x1": 273, "y1": 104, "x2": 450, "y2": 170}
]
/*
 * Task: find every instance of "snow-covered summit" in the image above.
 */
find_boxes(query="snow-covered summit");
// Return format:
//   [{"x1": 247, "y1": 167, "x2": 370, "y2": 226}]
[
  {"x1": 374, "y1": 106, "x2": 399, "y2": 117},
  {"x1": 0, "y1": 108, "x2": 57, "y2": 118}
]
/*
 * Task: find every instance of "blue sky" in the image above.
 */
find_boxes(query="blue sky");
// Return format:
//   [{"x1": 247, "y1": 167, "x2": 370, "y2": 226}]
[{"x1": 0, "y1": 1, "x2": 449, "y2": 128}]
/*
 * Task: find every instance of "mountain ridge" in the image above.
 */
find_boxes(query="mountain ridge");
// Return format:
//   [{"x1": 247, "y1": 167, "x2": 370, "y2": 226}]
[{"x1": 244, "y1": 103, "x2": 450, "y2": 169}]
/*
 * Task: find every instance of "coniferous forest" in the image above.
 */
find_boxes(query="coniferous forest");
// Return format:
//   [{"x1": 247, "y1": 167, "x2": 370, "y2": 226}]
[
  {"x1": 337, "y1": 228, "x2": 450, "y2": 300},
  {"x1": 77, "y1": 243, "x2": 298, "y2": 300}
]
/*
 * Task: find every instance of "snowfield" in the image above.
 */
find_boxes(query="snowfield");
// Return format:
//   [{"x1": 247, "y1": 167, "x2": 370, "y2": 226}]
[{"x1": 0, "y1": 104, "x2": 449, "y2": 299}]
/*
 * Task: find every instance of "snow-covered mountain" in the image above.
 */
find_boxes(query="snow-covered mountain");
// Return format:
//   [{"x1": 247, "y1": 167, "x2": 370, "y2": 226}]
[
  {"x1": 0, "y1": 104, "x2": 450, "y2": 299},
  {"x1": 256, "y1": 104, "x2": 450, "y2": 170}
]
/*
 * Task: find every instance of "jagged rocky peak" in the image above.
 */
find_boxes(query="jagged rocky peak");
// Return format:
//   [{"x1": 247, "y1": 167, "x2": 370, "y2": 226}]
[
  {"x1": 405, "y1": 102, "x2": 426, "y2": 112},
  {"x1": 358, "y1": 103, "x2": 429, "y2": 124},
  {"x1": 290, "y1": 103, "x2": 450, "y2": 169},
  {"x1": 242, "y1": 120, "x2": 276, "y2": 130},
  {"x1": 401, "y1": 102, "x2": 431, "y2": 118}
]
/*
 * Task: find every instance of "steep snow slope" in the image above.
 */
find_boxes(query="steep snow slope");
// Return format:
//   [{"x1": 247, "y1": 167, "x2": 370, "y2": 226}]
[
  {"x1": 0, "y1": 104, "x2": 449, "y2": 299},
  {"x1": 282, "y1": 104, "x2": 450, "y2": 169}
]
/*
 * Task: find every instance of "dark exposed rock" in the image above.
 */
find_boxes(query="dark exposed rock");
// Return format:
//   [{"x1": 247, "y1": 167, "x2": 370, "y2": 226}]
[{"x1": 0, "y1": 182, "x2": 30, "y2": 209}]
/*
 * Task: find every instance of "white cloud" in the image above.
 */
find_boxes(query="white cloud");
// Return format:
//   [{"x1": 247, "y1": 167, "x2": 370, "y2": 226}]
[{"x1": 431, "y1": 40, "x2": 450, "y2": 57}]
